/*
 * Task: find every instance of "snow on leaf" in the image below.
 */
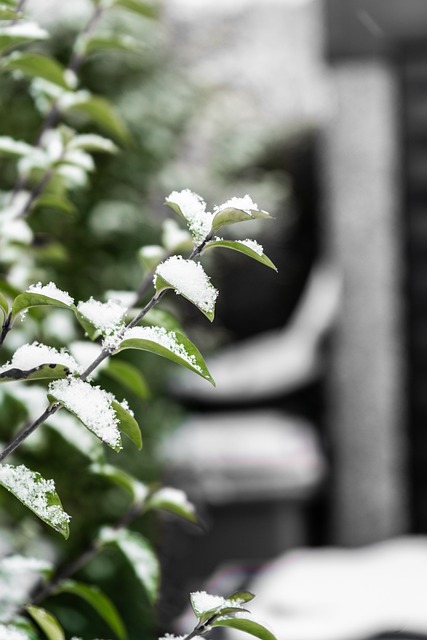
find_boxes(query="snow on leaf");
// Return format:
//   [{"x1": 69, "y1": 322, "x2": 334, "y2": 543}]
[
  {"x1": 161, "y1": 219, "x2": 192, "y2": 252},
  {"x1": 117, "y1": 325, "x2": 214, "y2": 384},
  {"x1": 0, "y1": 342, "x2": 80, "y2": 382},
  {"x1": 165, "y1": 189, "x2": 213, "y2": 244},
  {"x1": 0, "y1": 464, "x2": 70, "y2": 538},
  {"x1": 211, "y1": 195, "x2": 271, "y2": 230},
  {"x1": 77, "y1": 298, "x2": 127, "y2": 335},
  {"x1": 48, "y1": 378, "x2": 122, "y2": 451},
  {"x1": 99, "y1": 527, "x2": 160, "y2": 604},
  {"x1": 205, "y1": 239, "x2": 277, "y2": 271},
  {"x1": 190, "y1": 591, "x2": 226, "y2": 618},
  {"x1": 145, "y1": 486, "x2": 197, "y2": 523},
  {"x1": 154, "y1": 256, "x2": 218, "y2": 321},
  {"x1": 12, "y1": 283, "x2": 74, "y2": 318}
]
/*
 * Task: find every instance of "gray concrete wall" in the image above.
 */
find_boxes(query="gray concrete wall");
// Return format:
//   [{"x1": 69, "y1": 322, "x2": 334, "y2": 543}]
[{"x1": 321, "y1": 62, "x2": 408, "y2": 545}]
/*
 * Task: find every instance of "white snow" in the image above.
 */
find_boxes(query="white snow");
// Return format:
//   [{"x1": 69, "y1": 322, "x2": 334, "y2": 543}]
[
  {"x1": 77, "y1": 298, "x2": 127, "y2": 335},
  {"x1": 165, "y1": 189, "x2": 213, "y2": 243},
  {"x1": 191, "y1": 591, "x2": 225, "y2": 614},
  {"x1": 48, "y1": 378, "x2": 122, "y2": 450},
  {"x1": 150, "y1": 486, "x2": 195, "y2": 514},
  {"x1": 0, "y1": 22, "x2": 48, "y2": 39},
  {"x1": 0, "y1": 342, "x2": 79, "y2": 374},
  {"x1": 27, "y1": 282, "x2": 74, "y2": 306},
  {"x1": 154, "y1": 256, "x2": 218, "y2": 314},
  {"x1": 237, "y1": 238, "x2": 264, "y2": 255},
  {"x1": 0, "y1": 556, "x2": 51, "y2": 574},
  {"x1": 0, "y1": 625, "x2": 28, "y2": 640},
  {"x1": 122, "y1": 326, "x2": 202, "y2": 372},
  {"x1": 213, "y1": 194, "x2": 260, "y2": 215},
  {"x1": 0, "y1": 464, "x2": 71, "y2": 529}
]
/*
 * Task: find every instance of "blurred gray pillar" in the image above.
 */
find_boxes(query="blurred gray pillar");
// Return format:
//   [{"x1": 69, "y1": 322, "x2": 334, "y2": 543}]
[{"x1": 322, "y1": 62, "x2": 408, "y2": 545}]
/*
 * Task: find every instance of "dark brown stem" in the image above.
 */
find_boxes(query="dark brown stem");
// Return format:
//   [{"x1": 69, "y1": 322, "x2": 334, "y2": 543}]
[{"x1": 0, "y1": 312, "x2": 12, "y2": 349}]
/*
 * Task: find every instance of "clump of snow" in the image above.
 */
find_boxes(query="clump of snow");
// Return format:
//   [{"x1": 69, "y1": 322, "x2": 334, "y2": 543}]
[
  {"x1": 237, "y1": 239, "x2": 264, "y2": 255},
  {"x1": 0, "y1": 624, "x2": 28, "y2": 640},
  {"x1": 48, "y1": 378, "x2": 122, "y2": 450},
  {"x1": 213, "y1": 194, "x2": 260, "y2": 215},
  {"x1": 158, "y1": 634, "x2": 186, "y2": 640},
  {"x1": 165, "y1": 189, "x2": 213, "y2": 243},
  {"x1": 0, "y1": 342, "x2": 79, "y2": 374},
  {"x1": 191, "y1": 591, "x2": 226, "y2": 614},
  {"x1": 122, "y1": 326, "x2": 202, "y2": 372},
  {"x1": 0, "y1": 464, "x2": 71, "y2": 529},
  {"x1": 27, "y1": 282, "x2": 74, "y2": 306},
  {"x1": 77, "y1": 297, "x2": 127, "y2": 335},
  {"x1": 0, "y1": 556, "x2": 51, "y2": 574},
  {"x1": 154, "y1": 256, "x2": 218, "y2": 314}
]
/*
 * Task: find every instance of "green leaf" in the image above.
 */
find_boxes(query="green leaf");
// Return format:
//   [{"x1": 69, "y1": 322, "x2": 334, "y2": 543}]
[
  {"x1": 99, "y1": 528, "x2": 160, "y2": 604},
  {"x1": 55, "y1": 580, "x2": 127, "y2": 640},
  {"x1": 0, "y1": 363, "x2": 75, "y2": 383},
  {"x1": 32, "y1": 193, "x2": 77, "y2": 215},
  {"x1": 104, "y1": 359, "x2": 150, "y2": 399},
  {"x1": 111, "y1": 400, "x2": 142, "y2": 449},
  {"x1": 227, "y1": 591, "x2": 256, "y2": 605},
  {"x1": 12, "y1": 292, "x2": 74, "y2": 318},
  {"x1": 0, "y1": 135, "x2": 33, "y2": 157},
  {"x1": 0, "y1": 4, "x2": 22, "y2": 20},
  {"x1": 211, "y1": 207, "x2": 271, "y2": 231},
  {"x1": 74, "y1": 308, "x2": 101, "y2": 340},
  {"x1": 117, "y1": 327, "x2": 215, "y2": 385},
  {"x1": 66, "y1": 94, "x2": 130, "y2": 145},
  {"x1": 26, "y1": 606, "x2": 65, "y2": 640},
  {"x1": 141, "y1": 308, "x2": 183, "y2": 332},
  {"x1": 91, "y1": 463, "x2": 148, "y2": 502},
  {"x1": 145, "y1": 486, "x2": 197, "y2": 523},
  {"x1": 0, "y1": 22, "x2": 48, "y2": 55},
  {"x1": 0, "y1": 289, "x2": 9, "y2": 318},
  {"x1": 211, "y1": 614, "x2": 277, "y2": 640},
  {"x1": 1, "y1": 52, "x2": 71, "y2": 89},
  {"x1": 0, "y1": 464, "x2": 70, "y2": 539},
  {"x1": 84, "y1": 33, "x2": 143, "y2": 56},
  {"x1": 204, "y1": 239, "x2": 277, "y2": 271},
  {"x1": 113, "y1": 0, "x2": 157, "y2": 19}
]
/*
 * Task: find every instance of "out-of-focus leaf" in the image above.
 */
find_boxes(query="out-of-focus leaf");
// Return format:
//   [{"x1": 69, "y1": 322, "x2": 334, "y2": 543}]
[
  {"x1": 99, "y1": 528, "x2": 160, "y2": 604},
  {"x1": 68, "y1": 133, "x2": 118, "y2": 153},
  {"x1": 0, "y1": 289, "x2": 9, "y2": 318},
  {"x1": 204, "y1": 239, "x2": 277, "y2": 271},
  {"x1": 0, "y1": 4, "x2": 22, "y2": 20},
  {"x1": 0, "y1": 464, "x2": 70, "y2": 539},
  {"x1": 2, "y1": 53, "x2": 71, "y2": 89},
  {"x1": 91, "y1": 463, "x2": 148, "y2": 502},
  {"x1": 32, "y1": 193, "x2": 77, "y2": 215},
  {"x1": 26, "y1": 606, "x2": 65, "y2": 640},
  {"x1": 104, "y1": 359, "x2": 150, "y2": 399},
  {"x1": 0, "y1": 136, "x2": 33, "y2": 157},
  {"x1": 113, "y1": 0, "x2": 157, "y2": 19},
  {"x1": 65, "y1": 94, "x2": 130, "y2": 145},
  {"x1": 145, "y1": 486, "x2": 197, "y2": 523},
  {"x1": 84, "y1": 33, "x2": 143, "y2": 56},
  {"x1": 0, "y1": 22, "x2": 48, "y2": 54},
  {"x1": 140, "y1": 308, "x2": 183, "y2": 332},
  {"x1": 55, "y1": 580, "x2": 127, "y2": 640}
]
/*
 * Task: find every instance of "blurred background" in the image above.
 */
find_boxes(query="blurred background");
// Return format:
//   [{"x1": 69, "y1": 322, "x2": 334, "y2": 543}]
[{"x1": 3, "y1": 0, "x2": 427, "y2": 638}]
